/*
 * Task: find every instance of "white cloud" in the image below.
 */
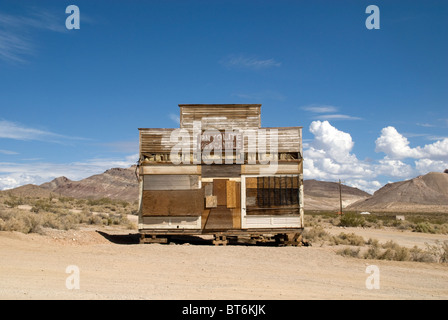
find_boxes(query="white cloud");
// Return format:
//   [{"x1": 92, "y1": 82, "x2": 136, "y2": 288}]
[
  {"x1": 415, "y1": 159, "x2": 448, "y2": 175},
  {"x1": 375, "y1": 126, "x2": 424, "y2": 159},
  {"x1": 301, "y1": 105, "x2": 338, "y2": 113},
  {"x1": 0, "y1": 30, "x2": 33, "y2": 63},
  {"x1": 220, "y1": 54, "x2": 281, "y2": 70},
  {"x1": 0, "y1": 9, "x2": 66, "y2": 63},
  {"x1": 302, "y1": 122, "x2": 448, "y2": 193},
  {"x1": 346, "y1": 179, "x2": 382, "y2": 195},
  {"x1": 0, "y1": 149, "x2": 19, "y2": 155},
  {"x1": 0, "y1": 154, "x2": 138, "y2": 190},
  {"x1": 301, "y1": 104, "x2": 362, "y2": 121},
  {"x1": 169, "y1": 113, "x2": 180, "y2": 125},
  {"x1": 420, "y1": 138, "x2": 448, "y2": 160},
  {"x1": 304, "y1": 121, "x2": 374, "y2": 188},
  {"x1": 0, "y1": 120, "x2": 86, "y2": 143},
  {"x1": 375, "y1": 159, "x2": 415, "y2": 178},
  {"x1": 315, "y1": 114, "x2": 363, "y2": 121},
  {"x1": 308, "y1": 120, "x2": 355, "y2": 163},
  {"x1": 375, "y1": 126, "x2": 448, "y2": 161},
  {"x1": 416, "y1": 123, "x2": 436, "y2": 128}
]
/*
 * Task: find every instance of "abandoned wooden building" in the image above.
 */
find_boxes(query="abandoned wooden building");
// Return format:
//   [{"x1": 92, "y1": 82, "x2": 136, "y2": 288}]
[{"x1": 137, "y1": 104, "x2": 304, "y2": 245}]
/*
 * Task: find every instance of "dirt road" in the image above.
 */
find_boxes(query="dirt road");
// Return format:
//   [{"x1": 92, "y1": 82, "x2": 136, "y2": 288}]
[{"x1": 1, "y1": 227, "x2": 447, "y2": 300}]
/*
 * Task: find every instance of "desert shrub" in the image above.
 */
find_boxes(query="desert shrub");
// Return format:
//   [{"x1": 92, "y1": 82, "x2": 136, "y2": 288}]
[
  {"x1": 363, "y1": 240, "x2": 411, "y2": 261},
  {"x1": 361, "y1": 239, "x2": 448, "y2": 263},
  {"x1": 41, "y1": 212, "x2": 63, "y2": 230},
  {"x1": 363, "y1": 239, "x2": 381, "y2": 260},
  {"x1": 337, "y1": 247, "x2": 361, "y2": 258},
  {"x1": 86, "y1": 197, "x2": 118, "y2": 206},
  {"x1": 58, "y1": 196, "x2": 75, "y2": 203},
  {"x1": 409, "y1": 245, "x2": 436, "y2": 263},
  {"x1": 425, "y1": 241, "x2": 448, "y2": 263},
  {"x1": 30, "y1": 199, "x2": 53, "y2": 213},
  {"x1": 380, "y1": 241, "x2": 411, "y2": 261},
  {"x1": 339, "y1": 213, "x2": 366, "y2": 227},
  {"x1": 302, "y1": 226, "x2": 331, "y2": 245},
  {"x1": 3, "y1": 195, "x2": 25, "y2": 208},
  {"x1": 413, "y1": 222, "x2": 436, "y2": 234},
  {"x1": 0, "y1": 195, "x2": 135, "y2": 234},
  {"x1": 87, "y1": 214, "x2": 103, "y2": 225},
  {"x1": 395, "y1": 220, "x2": 413, "y2": 231},
  {"x1": 0, "y1": 210, "x2": 43, "y2": 234},
  {"x1": 332, "y1": 232, "x2": 366, "y2": 246}
]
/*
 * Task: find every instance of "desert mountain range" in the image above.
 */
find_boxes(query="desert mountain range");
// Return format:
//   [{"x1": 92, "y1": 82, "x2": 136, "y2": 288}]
[
  {"x1": 348, "y1": 172, "x2": 448, "y2": 213},
  {"x1": 1, "y1": 167, "x2": 447, "y2": 212},
  {"x1": 3, "y1": 167, "x2": 139, "y2": 203}
]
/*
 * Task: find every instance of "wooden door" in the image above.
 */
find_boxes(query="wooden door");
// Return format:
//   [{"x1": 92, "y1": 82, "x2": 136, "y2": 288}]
[{"x1": 203, "y1": 179, "x2": 233, "y2": 230}]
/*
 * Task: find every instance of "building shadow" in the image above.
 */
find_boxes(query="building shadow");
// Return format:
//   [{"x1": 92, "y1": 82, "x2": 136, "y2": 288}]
[
  {"x1": 96, "y1": 230, "x2": 140, "y2": 244},
  {"x1": 96, "y1": 231, "x2": 287, "y2": 246}
]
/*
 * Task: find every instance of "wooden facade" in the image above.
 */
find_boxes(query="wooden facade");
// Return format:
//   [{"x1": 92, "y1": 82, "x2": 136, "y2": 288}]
[{"x1": 137, "y1": 104, "x2": 304, "y2": 245}]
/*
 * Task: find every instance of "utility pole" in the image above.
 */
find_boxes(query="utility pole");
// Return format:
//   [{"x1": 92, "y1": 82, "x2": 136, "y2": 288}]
[{"x1": 339, "y1": 179, "x2": 343, "y2": 215}]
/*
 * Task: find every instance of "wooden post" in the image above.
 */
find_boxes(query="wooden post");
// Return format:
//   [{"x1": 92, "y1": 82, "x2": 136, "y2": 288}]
[{"x1": 339, "y1": 179, "x2": 343, "y2": 215}]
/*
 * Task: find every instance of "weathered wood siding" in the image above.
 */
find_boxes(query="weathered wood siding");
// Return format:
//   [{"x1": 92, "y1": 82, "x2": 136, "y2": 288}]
[
  {"x1": 138, "y1": 104, "x2": 303, "y2": 231},
  {"x1": 202, "y1": 164, "x2": 241, "y2": 178},
  {"x1": 179, "y1": 104, "x2": 261, "y2": 130},
  {"x1": 141, "y1": 189, "x2": 204, "y2": 216},
  {"x1": 139, "y1": 128, "x2": 175, "y2": 154},
  {"x1": 143, "y1": 175, "x2": 200, "y2": 190}
]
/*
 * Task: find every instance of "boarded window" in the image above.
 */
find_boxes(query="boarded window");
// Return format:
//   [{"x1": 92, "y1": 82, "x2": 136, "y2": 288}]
[{"x1": 246, "y1": 175, "x2": 300, "y2": 215}]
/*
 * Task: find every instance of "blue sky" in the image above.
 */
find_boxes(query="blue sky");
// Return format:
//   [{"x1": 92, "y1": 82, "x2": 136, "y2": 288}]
[{"x1": 0, "y1": 0, "x2": 447, "y2": 193}]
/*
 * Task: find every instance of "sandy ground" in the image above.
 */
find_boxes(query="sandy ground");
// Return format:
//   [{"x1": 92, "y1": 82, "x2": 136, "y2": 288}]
[{"x1": 1, "y1": 225, "x2": 448, "y2": 300}]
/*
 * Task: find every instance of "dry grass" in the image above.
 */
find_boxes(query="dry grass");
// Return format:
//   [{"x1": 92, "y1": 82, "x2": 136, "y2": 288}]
[
  {"x1": 302, "y1": 226, "x2": 365, "y2": 247},
  {"x1": 352, "y1": 238, "x2": 448, "y2": 263},
  {"x1": 0, "y1": 195, "x2": 138, "y2": 234},
  {"x1": 303, "y1": 225, "x2": 448, "y2": 264},
  {"x1": 305, "y1": 210, "x2": 448, "y2": 235}
]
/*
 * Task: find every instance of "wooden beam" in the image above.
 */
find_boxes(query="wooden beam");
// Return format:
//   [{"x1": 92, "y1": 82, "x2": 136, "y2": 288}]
[
  {"x1": 141, "y1": 165, "x2": 201, "y2": 175},
  {"x1": 241, "y1": 163, "x2": 300, "y2": 175}
]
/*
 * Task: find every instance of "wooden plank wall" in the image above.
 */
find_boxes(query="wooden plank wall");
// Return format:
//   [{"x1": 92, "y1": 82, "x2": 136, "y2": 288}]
[
  {"x1": 213, "y1": 179, "x2": 227, "y2": 206},
  {"x1": 179, "y1": 104, "x2": 261, "y2": 130},
  {"x1": 143, "y1": 175, "x2": 200, "y2": 190},
  {"x1": 239, "y1": 127, "x2": 302, "y2": 153},
  {"x1": 141, "y1": 189, "x2": 204, "y2": 216},
  {"x1": 139, "y1": 129, "x2": 176, "y2": 154},
  {"x1": 138, "y1": 105, "x2": 303, "y2": 228},
  {"x1": 202, "y1": 165, "x2": 241, "y2": 178},
  {"x1": 139, "y1": 128, "x2": 302, "y2": 164}
]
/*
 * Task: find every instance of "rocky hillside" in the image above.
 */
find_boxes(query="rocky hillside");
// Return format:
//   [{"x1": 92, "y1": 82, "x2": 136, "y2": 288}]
[
  {"x1": 39, "y1": 167, "x2": 139, "y2": 202},
  {"x1": 348, "y1": 172, "x2": 448, "y2": 213},
  {"x1": 304, "y1": 179, "x2": 371, "y2": 211}
]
